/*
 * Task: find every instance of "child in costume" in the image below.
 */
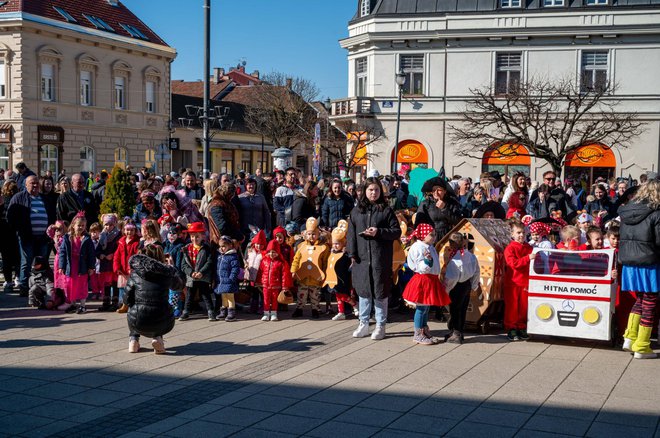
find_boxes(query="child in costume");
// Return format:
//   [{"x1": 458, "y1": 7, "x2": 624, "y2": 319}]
[
  {"x1": 441, "y1": 233, "x2": 481, "y2": 345},
  {"x1": 214, "y1": 236, "x2": 241, "y2": 321},
  {"x1": 179, "y1": 222, "x2": 215, "y2": 321},
  {"x1": 97, "y1": 214, "x2": 122, "y2": 311},
  {"x1": 126, "y1": 244, "x2": 183, "y2": 354},
  {"x1": 29, "y1": 256, "x2": 54, "y2": 309},
  {"x1": 323, "y1": 220, "x2": 357, "y2": 320},
  {"x1": 503, "y1": 220, "x2": 536, "y2": 341},
  {"x1": 58, "y1": 214, "x2": 96, "y2": 314},
  {"x1": 88, "y1": 222, "x2": 103, "y2": 301},
  {"x1": 114, "y1": 220, "x2": 140, "y2": 313},
  {"x1": 528, "y1": 221, "x2": 554, "y2": 274},
  {"x1": 403, "y1": 223, "x2": 450, "y2": 345},
  {"x1": 164, "y1": 223, "x2": 186, "y2": 317},
  {"x1": 258, "y1": 240, "x2": 293, "y2": 321},
  {"x1": 290, "y1": 217, "x2": 329, "y2": 319},
  {"x1": 273, "y1": 226, "x2": 293, "y2": 264},
  {"x1": 576, "y1": 211, "x2": 593, "y2": 246},
  {"x1": 244, "y1": 230, "x2": 266, "y2": 314},
  {"x1": 46, "y1": 220, "x2": 68, "y2": 306}
]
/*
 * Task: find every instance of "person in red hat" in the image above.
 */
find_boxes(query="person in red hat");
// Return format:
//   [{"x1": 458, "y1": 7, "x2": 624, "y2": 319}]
[
  {"x1": 528, "y1": 221, "x2": 555, "y2": 274},
  {"x1": 257, "y1": 240, "x2": 293, "y2": 321},
  {"x1": 402, "y1": 223, "x2": 450, "y2": 345},
  {"x1": 179, "y1": 222, "x2": 215, "y2": 321},
  {"x1": 244, "y1": 230, "x2": 267, "y2": 314}
]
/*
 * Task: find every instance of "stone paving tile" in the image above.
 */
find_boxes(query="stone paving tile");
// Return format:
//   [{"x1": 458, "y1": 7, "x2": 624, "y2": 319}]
[
  {"x1": 136, "y1": 417, "x2": 191, "y2": 434},
  {"x1": 166, "y1": 420, "x2": 241, "y2": 437},
  {"x1": 281, "y1": 399, "x2": 350, "y2": 420},
  {"x1": 537, "y1": 389, "x2": 607, "y2": 421},
  {"x1": 306, "y1": 420, "x2": 381, "y2": 438},
  {"x1": 251, "y1": 413, "x2": 326, "y2": 435},
  {"x1": 202, "y1": 406, "x2": 273, "y2": 427},
  {"x1": 410, "y1": 398, "x2": 476, "y2": 420},
  {"x1": 117, "y1": 432, "x2": 157, "y2": 438},
  {"x1": 307, "y1": 387, "x2": 373, "y2": 406},
  {"x1": 0, "y1": 412, "x2": 54, "y2": 435},
  {"x1": 0, "y1": 393, "x2": 48, "y2": 413},
  {"x1": 0, "y1": 376, "x2": 49, "y2": 393},
  {"x1": 357, "y1": 393, "x2": 422, "y2": 412},
  {"x1": 372, "y1": 429, "x2": 431, "y2": 438},
  {"x1": 446, "y1": 420, "x2": 518, "y2": 437},
  {"x1": 231, "y1": 428, "x2": 297, "y2": 438},
  {"x1": 514, "y1": 430, "x2": 576, "y2": 438},
  {"x1": 68, "y1": 371, "x2": 125, "y2": 388},
  {"x1": 232, "y1": 393, "x2": 300, "y2": 413},
  {"x1": 101, "y1": 377, "x2": 169, "y2": 394},
  {"x1": 586, "y1": 421, "x2": 656, "y2": 438},
  {"x1": 596, "y1": 395, "x2": 660, "y2": 428},
  {"x1": 334, "y1": 406, "x2": 403, "y2": 428},
  {"x1": 466, "y1": 406, "x2": 532, "y2": 428},
  {"x1": 261, "y1": 382, "x2": 324, "y2": 399},
  {"x1": 63, "y1": 387, "x2": 131, "y2": 406},
  {"x1": 19, "y1": 420, "x2": 79, "y2": 438},
  {"x1": 387, "y1": 412, "x2": 458, "y2": 435},
  {"x1": 23, "y1": 381, "x2": 89, "y2": 400},
  {"x1": 523, "y1": 413, "x2": 592, "y2": 436}
]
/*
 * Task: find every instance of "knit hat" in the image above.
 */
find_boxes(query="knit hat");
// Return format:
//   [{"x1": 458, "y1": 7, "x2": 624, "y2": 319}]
[
  {"x1": 273, "y1": 226, "x2": 287, "y2": 237},
  {"x1": 187, "y1": 222, "x2": 206, "y2": 234},
  {"x1": 102, "y1": 213, "x2": 117, "y2": 225},
  {"x1": 285, "y1": 222, "x2": 300, "y2": 235},
  {"x1": 529, "y1": 221, "x2": 551, "y2": 237},
  {"x1": 412, "y1": 223, "x2": 434, "y2": 241},
  {"x1": 251, "y1": 230, "x2": 267, "y2": 247},
  {"x1": 266, "y1": 239, "x2": 281, "y2": 255}
]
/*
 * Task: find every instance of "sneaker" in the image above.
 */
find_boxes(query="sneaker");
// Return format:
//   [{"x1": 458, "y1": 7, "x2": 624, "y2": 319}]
[
  {"x1": 217, "y1": 307, "x2": 228, "y2": 319},
  {"x1": 371, "y1": 325, "x2": 386, "y2": 340},
  {"x1": 311, "y1": 309, "x2": 320, "y2": 319},
  {"x1": 622, "y1": 338, "x2": 633, "y2": 352},
  {"x1": 633, "y1": 351, "x2": 658, "y2": 359},
  {"x1": 332, "y1": 313, "x2": 346, "y2": 321},
  {"x1": 151, "y1": 337, "x2": 166, "y2": 354},
  {"x1": 446, "y1": 330, "x2": 463, "y2": 344},
  {"x1": 208, "y1": 311, "x2": 216, "y2": 321},
  {"x1": 76, "y1": 305, "x2": 87, "y2": 314},
  {"x1": 178, "y1": 312, "x2": 190, "y2": 321},
  {"x1": 353, "y1": 308, "x2": 360, "y2": 317},
  {"x1": 225, "y1": 309, "x2": 236, "y2": 322},
  {"x1": 261, "y1": 312, "x2": 270, "y2": 322},
  {"x1": 173, "y1": 309, "x2": 181, "y2": 318},
  {"x1": 128, "y1": 339, "x2": 140, "y2": 353},
  {"x1": 270, "y1": 313, "x2": 279, "y2": 322},
  {"x1": 352, "y1": 322, "x2": 369, "y2": 338},
  {"x1": 507, "y1": 329, "x2": 519, "y2": 341},
  {"x1": 292, "y1": 308, "x2": 303, "y2": 318},
  {"x1": 413, "y1": 329, "x2": 434, "y2": 346},
  {"x1": 518, "y1": 329, "x2": 529, "y2": 341}
]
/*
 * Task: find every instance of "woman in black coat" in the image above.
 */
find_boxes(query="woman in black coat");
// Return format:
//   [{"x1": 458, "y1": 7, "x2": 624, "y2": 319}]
[
  {"x1": 126, "y1": 246, "x2": 184, "y2": 354},
  {"x1": 321, "y1": 179, "x2": 354, "y2": 228},
  {"x1": 417, "y1": 177, "x2": 462, "y2": 243},
  {"x1": 291, "y1": 181, "x2": 320, "y2": 230},
  {"x1": 346, "y1": 177, "x2": 401, "y2": 341},
  {"x1": 584, "y1": 183, "x2": 614, "y2": 221},
  {"x1": 207, "y1": 183, "x2": 243, "y2": 247},
  {"x1": 0, "y1": 180, "x2": 20, "y2": 292}
]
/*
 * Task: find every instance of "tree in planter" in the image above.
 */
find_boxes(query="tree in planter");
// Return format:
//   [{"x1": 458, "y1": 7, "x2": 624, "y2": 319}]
[
  {"x1": 100, "y1": 166, "x2": 136, "y2": 219},
  {"x1": 449, "y1": 77, "x2": 645, "y2": 177}
]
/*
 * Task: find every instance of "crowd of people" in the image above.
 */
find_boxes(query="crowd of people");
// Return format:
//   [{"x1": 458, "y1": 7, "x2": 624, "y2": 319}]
[{"x1": 0, "y1": 161, "x2": 657, "y2": 358}]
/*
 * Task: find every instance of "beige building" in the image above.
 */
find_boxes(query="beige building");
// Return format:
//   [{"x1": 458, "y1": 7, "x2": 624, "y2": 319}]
[{"x1": 0, "y1": 0, "x2": 176, "y2": 176}]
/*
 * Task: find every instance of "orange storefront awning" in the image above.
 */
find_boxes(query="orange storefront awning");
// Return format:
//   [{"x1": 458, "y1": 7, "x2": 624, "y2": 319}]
[
  {"x1": 483, "y1": 143, "x2": 531, "y2": 166},
  {"x1": 396, "y1": 140, "x2": 428, "y2": 164},
  {"x1": 565, "y1": 144, "x2": 616, "y2": 168},
  {"x1": 352, "y1": 142, "x2": 367, "y2": 166}
]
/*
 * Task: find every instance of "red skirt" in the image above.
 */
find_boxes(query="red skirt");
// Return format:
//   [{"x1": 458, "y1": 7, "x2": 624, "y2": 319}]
[{"x1": 403, "y1": 273, "x2": 450, "y2": 307}]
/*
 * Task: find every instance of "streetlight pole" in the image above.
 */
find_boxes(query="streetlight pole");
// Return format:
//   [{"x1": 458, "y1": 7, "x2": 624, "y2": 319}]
[
  {"x1": 392, "y1": 68, "x2": 406, "y2": 175},
  {"x1": 323, "y1": 98, "x2": 332, "y2": 174},
  {"x1": 202, "y1": 0, "x2": 211, "y2": 178}
]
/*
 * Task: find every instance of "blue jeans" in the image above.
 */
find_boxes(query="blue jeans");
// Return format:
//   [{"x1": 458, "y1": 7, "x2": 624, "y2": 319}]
[
  {"x1": 18, "y1": 235, "x2": 49, "y2": 290},
  {"x1": 414, "y1": 305, "x2": 430, "y2": 329},
  {"x1": 359, "y1": 296, "x2": 388, "y2": 326}
]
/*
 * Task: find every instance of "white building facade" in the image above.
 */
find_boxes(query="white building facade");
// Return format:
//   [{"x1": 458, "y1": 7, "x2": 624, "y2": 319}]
[{"x1": 331, "y1": 0, "x2": 660, "y2": 183}]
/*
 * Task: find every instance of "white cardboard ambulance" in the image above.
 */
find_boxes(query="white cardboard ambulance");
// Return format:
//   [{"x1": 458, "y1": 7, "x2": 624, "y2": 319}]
[{"x1": 527, "y1": 248, "x2": 616, "y2": 341}]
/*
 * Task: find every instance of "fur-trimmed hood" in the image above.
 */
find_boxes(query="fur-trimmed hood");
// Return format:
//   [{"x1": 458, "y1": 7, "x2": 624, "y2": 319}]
[{"x1": 129, "y1": 254, "x2": 180, "y2": 284}]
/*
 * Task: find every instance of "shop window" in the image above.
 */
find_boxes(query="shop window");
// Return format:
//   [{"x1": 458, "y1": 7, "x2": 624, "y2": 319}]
[
  {"x1": 80, "y1": 146, "x2": 95, "y2": 174},
  {"x1": 220, "y1": 150, "x2": 233, "y2": 174},
  {"x1": 114, "y1": 146, "x2": 128, "y2": 169},
  {"x1": 41, "y1": 144, "x2": 58, "y2": 176}
]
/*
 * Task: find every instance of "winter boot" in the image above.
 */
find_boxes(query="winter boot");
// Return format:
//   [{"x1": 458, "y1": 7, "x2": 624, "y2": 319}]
[
  {"x1": 116, "y1": 304, "x2": 129, "y2": 314},
  {"x1": 98, "y1": 287, "x2": 112, "y2": 311},
  {"x1": 413, "y1": 329, "x2": 434, "y2": 345},
  {"x1": 622, "y1": 313, "x2": 641, "y2": 352},
  {"x1": 217, "y1": 306, "x2": 228, "y2": 319},
  {"x1": 632, "y1": 326, "x2": 657, "y2": 359},
  {"x1": 109, "y1": 296, "x2": 119, "y2": 312},
  {"x1": 225, "y1": 308, "x2": 236, "y2": 322}
]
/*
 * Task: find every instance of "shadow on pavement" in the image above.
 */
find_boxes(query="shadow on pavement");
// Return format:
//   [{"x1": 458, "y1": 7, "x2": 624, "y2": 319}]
[
  {"x1": 171, "y1": 338, "x2": 324, "y2": 356},
  {"x1": 0, "y1": 339, "x2": 94, "y2": 348}
]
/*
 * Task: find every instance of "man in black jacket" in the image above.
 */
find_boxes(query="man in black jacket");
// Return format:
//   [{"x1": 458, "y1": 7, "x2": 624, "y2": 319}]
[
  {"x1": 56, "y1": 173, "x2": 98, "y2": 226},
  {"x1": 7, "y1": 176, "x2": 55, "y2": 295}
]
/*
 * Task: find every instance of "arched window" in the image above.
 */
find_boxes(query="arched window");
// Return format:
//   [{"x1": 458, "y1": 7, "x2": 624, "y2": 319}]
[
  {"x1": 80, "y1": 146, "x2": 95, "y2": 174},
  {"x1": 145, "y1": 148, "x2": 156, "y2": 171},
  {"x1": 114, "y1": 146, "x2": 128, "y2": 169},
  {"x1": 41, "y1": 144, "x2": 58, "y2": 175},
  {"x1": 360, "y1": 0, "x2": 370, "y2": 17}
]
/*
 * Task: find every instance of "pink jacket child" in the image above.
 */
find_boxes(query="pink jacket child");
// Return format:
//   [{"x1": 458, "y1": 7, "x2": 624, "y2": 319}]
[{"x1": 47, "y1": 221, "x2": 69, "y2": 298}]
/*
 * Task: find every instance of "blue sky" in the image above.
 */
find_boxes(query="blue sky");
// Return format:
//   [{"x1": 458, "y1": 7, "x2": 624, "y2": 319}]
[{"x1": 122, "y1": 0, "x2": 356, "y2": 100}]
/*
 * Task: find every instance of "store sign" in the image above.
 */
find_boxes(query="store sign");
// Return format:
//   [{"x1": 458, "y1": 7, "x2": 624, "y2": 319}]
[
  {"x1": 38, "y1": 128, "x2": 63, "y2": 143},
  {"x1": 0, "y1": 127, "x2": 11, "y2": 143},
  {"x1": 169, "y1": 137, "x2": 180, "y2": 150},
  {"x1": 565, "y1": 144, "x2": 616, "y2": 168}
]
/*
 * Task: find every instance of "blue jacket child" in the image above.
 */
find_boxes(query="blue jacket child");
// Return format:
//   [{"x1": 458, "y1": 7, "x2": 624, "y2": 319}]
[
  {"x1": 163, "y1": 223, "x2": 187, "y2": 317},
  {"x1": 213, "y1": 237, "x2": 241, "y2": 321}
]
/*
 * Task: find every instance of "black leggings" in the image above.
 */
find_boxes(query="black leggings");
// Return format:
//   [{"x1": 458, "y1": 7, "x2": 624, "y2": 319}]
[
  {"x1": 184, "y1": 281, "x2": 214, "y2": 314},
  {"x1": 448, "y1": 280, "x2": 472, "y2": 334}
]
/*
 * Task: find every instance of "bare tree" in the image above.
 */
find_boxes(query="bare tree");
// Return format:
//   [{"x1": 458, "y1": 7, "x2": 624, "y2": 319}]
[
  {"x1": 242, "y1": 72, "x2": 320, "y2": 149},
  {"x1": 324, "y1": 118, "x2": 386, "y2": 174},
  {"x1": 449, "y1": 77, "x2": 645, "y2": 176}
]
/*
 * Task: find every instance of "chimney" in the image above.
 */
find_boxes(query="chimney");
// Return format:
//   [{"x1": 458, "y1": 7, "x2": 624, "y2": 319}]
[
  {"x1": 285, "y1": 78, "x2": 293, "y2": 89},
  {"x1": 251, "y1": 70, "x2": 260, "y2": 79},
  {"x1": 213, "y1": 67, "x2": 224, "y2": 84},
  {"x1": 238, "y1": 65, "x2": 245, "y2": 73}
]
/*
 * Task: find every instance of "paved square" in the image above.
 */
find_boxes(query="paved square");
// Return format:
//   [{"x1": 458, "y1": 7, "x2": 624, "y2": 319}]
[{"x1": 0, "y1": 292, "x2": 659, "y2": 437}]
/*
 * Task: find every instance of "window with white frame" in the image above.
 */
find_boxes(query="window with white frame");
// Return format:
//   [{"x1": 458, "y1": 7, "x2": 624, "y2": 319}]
[
  {"x1": 80, "y1": 146, "x2": 95, "y2": 173},
  {"x1": 80, "y1": 70, "x2": 91, "y2": 106},
  {"x1": 0, "y1": 144, "x2": 8, "y2": 171},
  {"x1": 41, "y1": 144, "x2": 58, "y2": 175},
  {"x1": 586, "y1": 0, "x2": 607, "y2": 5},
  {"x1": 355, "y1": 57, "x2": 368, "y2": 97},
  {"x1": 400, "y1": 54, "x2": 424, "y2": 95},
  {"x1": 581, "y1": 51, "x2": 609, "y2": 92},
  {"x1": 41, "y1": 63, "x2": 55, "y2": 101},
  {"x1": 544, "y1": 0, "x2": 564, "y2": 6},
  {"x1": 0, "y1": 60, "x2": 6, "y2": 98},
  {"x1": 495, "y1": 52, "x2": 522, "y2": 95},
  {"x1": 145, "y1": 81, "x2": 155, "y2": 113},
  {"x1": 114, "y1": 146, "x2": 128, "y2": 169},
  {"x1": 114, "y1": 76, "x2": 125, "y2": 109},
  {"x1": 360, "y1": 0, "x2": 370, "y2": 17},
  {"x1": 500, "y1": 0, "x2": 521, "y2": 8}
]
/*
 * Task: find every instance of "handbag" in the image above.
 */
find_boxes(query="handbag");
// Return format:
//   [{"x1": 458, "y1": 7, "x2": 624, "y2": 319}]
[{"x1": 277, "y1": 290, "x2": 294, "y2": 305}]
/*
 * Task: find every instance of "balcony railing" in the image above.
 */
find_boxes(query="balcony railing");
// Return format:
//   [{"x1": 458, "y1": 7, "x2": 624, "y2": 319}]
[{"x1": 330, "y1": 97, "x2": 374, "y2": 117}]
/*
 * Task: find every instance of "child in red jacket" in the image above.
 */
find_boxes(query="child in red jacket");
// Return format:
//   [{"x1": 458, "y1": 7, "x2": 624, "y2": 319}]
[
  {"x1": 113, "y1": 220, "x2": 140, "y2": 312},
  {"x1": 258, "y1": 240, "x2": 293, "y2": 322},
  {"x1": 503, "y1": 220, "x2": 536, "y2": 341}
]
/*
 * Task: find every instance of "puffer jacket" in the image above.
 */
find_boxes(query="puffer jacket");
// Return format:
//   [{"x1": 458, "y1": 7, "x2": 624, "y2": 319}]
[
  {"x1": 618, "y1": 201, "x2": 660, "y2": 266},
  {"x1": 417, "y1": 197, "x2": 462, "y2": 243},
  {"x1": 125, "y1": 254, "x2": 184, "y2": 339},
  {"x1": 113, "y1": 236, "x2": 140, "y2": 276},
  {"x1": 321, "y1": 192, "x2": 354, "y2": 228},
  {"x1": 258, "y1": 255, "x2": 293, "y2": 290},
  {"x1": 214, "y1": 249, "x2": 241, "y2": 294},
  {"x1": 181, "y1": 241, "x2": 215, "y2": 287}
]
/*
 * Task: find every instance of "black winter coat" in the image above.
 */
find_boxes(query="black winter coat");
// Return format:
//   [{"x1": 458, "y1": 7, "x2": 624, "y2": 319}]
[
  {"x1": 7, "y1": 191, "x2": 56, "y2": 242},
  {"x1": 291, "y1": 192, "x2": 318, "y2": 229},
  {"x1": 418, "y1": 197, "x2": 462, "y2": 242},
  {"x1": 125, "y1": 254, "x2": 184, "y2": 339},
  {"x1": 181, "y1": 241, "x2": 215, "y2": 287},
  {"x1": 321, "y1": 192, "x2": 353, "y2": 228},
  {"x1": 346, "y1": 203, "x2": 401, "y2": 300},
  {"x1": 618, "y1": 202, "x2": 660, "y2": 266},
  {"x1": 56, "y1": 189, "x2": 99, "y2": 227}
]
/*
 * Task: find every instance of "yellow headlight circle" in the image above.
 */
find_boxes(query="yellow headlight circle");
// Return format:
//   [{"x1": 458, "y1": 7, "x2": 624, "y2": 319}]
[
  {"x1": 582, "y1": 307, "x2": 601, "y2": 325},
  {"x1": 536, "y1": 303, "x2": 554, "y2": 321}
]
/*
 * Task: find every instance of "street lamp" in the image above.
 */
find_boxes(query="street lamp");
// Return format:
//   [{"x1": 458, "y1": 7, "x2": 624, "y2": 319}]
[
  {"x1": 323, "y1": 98, "x2": 332, "y2": 174},
  {"x1": 202, "y1": 0, "x2": 211, "y2": 178},
  {"x1": 392, "y1": 68, "x2": 406, "y2": 175}
]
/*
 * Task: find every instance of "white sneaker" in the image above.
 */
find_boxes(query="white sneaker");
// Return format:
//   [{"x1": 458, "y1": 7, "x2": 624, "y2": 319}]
[
  {"x1": 352, "y1": 322, "x2": 369, "y2": 338},
  {"x1": 151, "y1": 337, "x2": 166, "y2": 354},
  {"x1": 332, "y1": 313, "x2": 346, "y2": 321},
  {"x1": 633, "y1": 351, "x2": 658, "y2": 359},
  {"x1": 371, "y1": 325, "x2": 386, "y2": 340},
  {"x1": 622, "y1": 338, "x2": 633, "y2": 352},
  {"x1": 270, "y1": 313, "x2": 279, "y2": 322},
  {"x1": 261, "y1": 312, "x2": 270, "y2": 322},
  {"x1": 128, "y1": 339, "x2": 140, "y2": 353},
  {"x1": 353, "y1": 308, "x2": 359, "y2": 317},
  {"x1": 2, "y1": 281, "x2": 8, "y2": 288}
]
